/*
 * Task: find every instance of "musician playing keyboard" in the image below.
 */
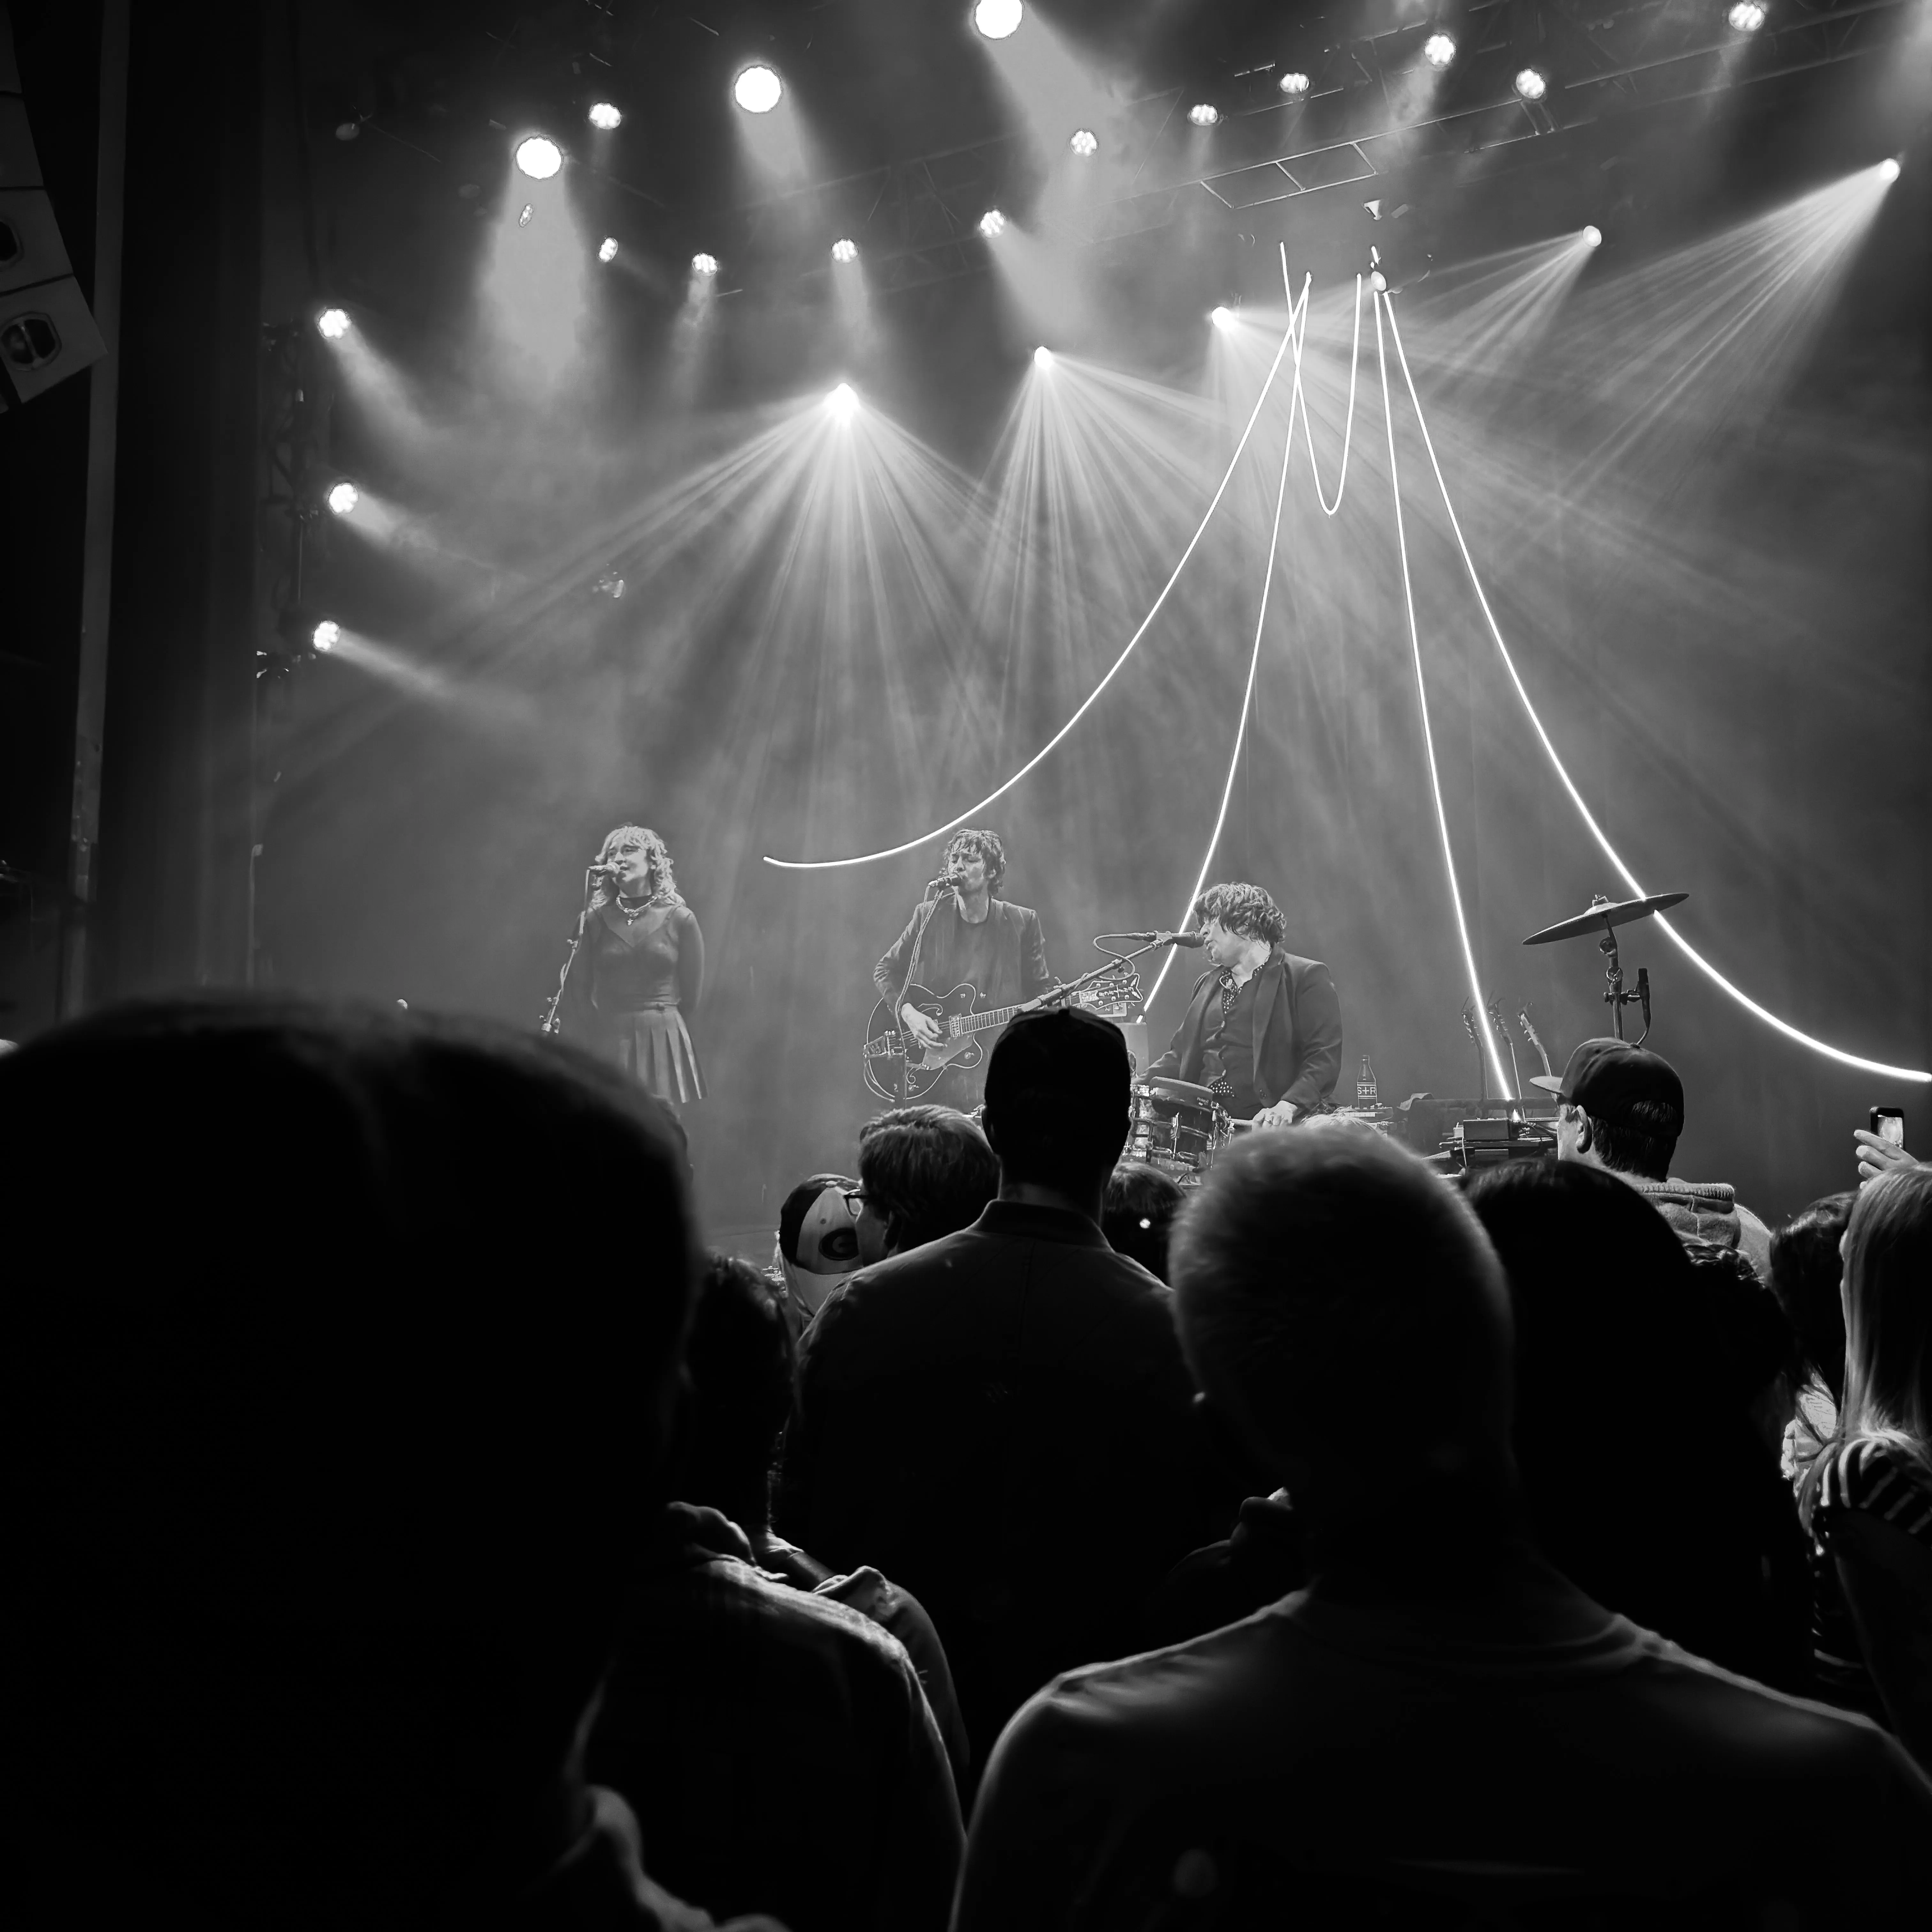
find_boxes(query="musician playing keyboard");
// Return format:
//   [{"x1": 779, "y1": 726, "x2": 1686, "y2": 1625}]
[{"x1": 872, "y1": 829, "x2": 1054, "y2": 1110}]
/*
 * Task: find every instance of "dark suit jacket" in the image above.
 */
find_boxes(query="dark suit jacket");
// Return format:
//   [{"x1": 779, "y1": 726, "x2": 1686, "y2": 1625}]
[
  {"x1": 775, "y1": 1201, "x2": 1235, "y2": 1799},
  {"x1": 872, "y1": 895, "x2": 1053, "y2": 1014},
  {"x1": 1148, "y1": 949, "x2": 1343, "y2": 1115}
]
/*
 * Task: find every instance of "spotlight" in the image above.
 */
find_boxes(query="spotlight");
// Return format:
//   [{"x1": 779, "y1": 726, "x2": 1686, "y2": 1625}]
[
  {"x1": 1513, "y1": 67, "x2": 1548, "y2": 102},
  {"x1": 692, "y1": 252, "x2": 720, "y2": 277},
  {"x1": 1033, "y1": 344, "x2": 1052, "y2": 367},
  {"x1": 593, "y1": 571, "x2": 626, "y2": 599},
  {"x1": 1727, "y1": 0, "x2": 1766, "y2": 29},
  {"x1": 1423, "y1": 32, "x2": 1457, "y2": 70},
  {"x1": 1209, "y1": 305, "x2": 1234, "y2": 329},
  {"x1": 598, "y1": 236, "x2": 619, "y2": 263},
  {"x1": 831, "y1": 236, "x2": 859, "y2": 263},
  {"x1": 733, "y1": 65, "x2": 782, "y2": 113},
  {"x1": 1278, "y1": 72, "x2": 1310, "y2": 97},
  {"x1": 316, "y1": 307, "x2": 351, "y2": 340},
  {"x1": 977, "y1": 208, "x2": 1006, "y2": 237},
  {"x1": 312, "y1": 619, "x2": 341, "y2": 653},
  {"x1": 1878, "y1": 157, "x2": 1901, "y2": 184},
  {"x1": 326, "y1": 481, "x2": 359, "y2": 517},
  {"x1": 1582, "y1": 224, "x2": 1602, "y2": 249},
  {"x1": 517, "y1": 203, "x2": 535, "y2": 229},
  {"x1": 587, "y1": 101, "x2": 623, "y2": 130},
  {"x1": 973, "y1": 0, "x2": 1023, "y2": 39},
  {"x1": 1370, "y1": 269, "x2": 1387, "y2": 292},
  {"x1": 828, "y1": 381, "x2": 857, "y2": 416},
  {"x1": 1069, "y1": 127, "x2": 1098, "y2": 157},
  {"x1": 1188, "y1": 103, "x2": 1219, "y2": 127},
  {"x1": 334, "y1": 120, "x2": 360, "y2": 142},
  {"x1": 513, "y1": 134, "x2": 564, "y2": 179}
]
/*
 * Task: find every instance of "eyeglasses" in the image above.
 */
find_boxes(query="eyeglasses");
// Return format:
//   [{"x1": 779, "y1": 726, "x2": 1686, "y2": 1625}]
[{"x1": 839, "y1": 1187, "x2": 865, "y2": 1215}]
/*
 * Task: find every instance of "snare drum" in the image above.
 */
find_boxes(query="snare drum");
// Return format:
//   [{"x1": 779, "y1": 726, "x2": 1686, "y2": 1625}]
[{"x1": 1129, "y1": 1077, "x2": 1229, "y2": 1177}]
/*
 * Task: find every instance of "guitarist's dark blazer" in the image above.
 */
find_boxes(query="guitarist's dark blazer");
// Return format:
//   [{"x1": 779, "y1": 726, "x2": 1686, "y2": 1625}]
[
  {"x1": 873, "y1": 894, "x2": 1054, "y2": 1016},
  {"x1": 1147, "y1": 949, "x2": 1343, "y2": 1116}
]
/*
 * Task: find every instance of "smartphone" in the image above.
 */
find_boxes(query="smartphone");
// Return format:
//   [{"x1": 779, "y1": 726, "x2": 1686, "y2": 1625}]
[{"x1": 1870, "y1": 1107, "x2": 1906, "y2": 1148}]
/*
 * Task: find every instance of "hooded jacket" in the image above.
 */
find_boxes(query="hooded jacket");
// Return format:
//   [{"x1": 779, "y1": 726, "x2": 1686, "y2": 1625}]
[{"x1": 1611, "y1": 1171, "x2": 1773, "y2": 1282}]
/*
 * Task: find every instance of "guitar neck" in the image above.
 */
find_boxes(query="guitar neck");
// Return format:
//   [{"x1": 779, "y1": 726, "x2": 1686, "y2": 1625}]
[{"x1": 956, "y1": 1000, "x2": 1030, "y2": 1035}]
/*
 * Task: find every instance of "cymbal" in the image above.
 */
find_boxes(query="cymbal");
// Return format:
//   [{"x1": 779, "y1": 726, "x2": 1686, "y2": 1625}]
[{"x1": 1522, "y1": 891, "x2": 1687, "y2": 946}]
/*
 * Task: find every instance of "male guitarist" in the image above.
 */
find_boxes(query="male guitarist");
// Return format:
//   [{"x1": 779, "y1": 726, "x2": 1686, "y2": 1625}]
[{"x1": 871, "y1": 829, "x2": 1054, "y2": 1110}]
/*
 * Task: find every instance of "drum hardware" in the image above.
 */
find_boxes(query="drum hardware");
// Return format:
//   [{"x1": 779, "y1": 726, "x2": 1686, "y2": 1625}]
[
  {"x1": 1129, "y1": 1076, "x2": 1230, "y2": 1179},
  {"x1": 1522, "y1": 891, "x2": 1687, "y2": 1046}
]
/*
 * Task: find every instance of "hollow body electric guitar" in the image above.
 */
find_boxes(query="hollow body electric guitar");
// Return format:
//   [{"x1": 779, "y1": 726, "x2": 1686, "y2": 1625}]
[{"x1": 861, "y1": 982, "x2": 1061, "y2": 1102}]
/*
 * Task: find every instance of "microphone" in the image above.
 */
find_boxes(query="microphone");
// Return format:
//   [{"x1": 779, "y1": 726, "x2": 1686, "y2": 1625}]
[{"x1": 1125, "y1": 930, "x2": 1207, "y2": 947}]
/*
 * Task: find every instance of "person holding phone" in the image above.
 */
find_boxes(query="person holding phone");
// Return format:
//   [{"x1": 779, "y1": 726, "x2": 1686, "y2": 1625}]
[{"x1": 1855, "y1": 1108, "x2": 1915, "y2": 1186}]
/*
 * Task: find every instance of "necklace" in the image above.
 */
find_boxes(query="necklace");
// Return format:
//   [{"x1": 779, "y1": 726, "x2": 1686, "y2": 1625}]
[{"x1": 616, "y1": 893, "x2": 657, "y2": 920}]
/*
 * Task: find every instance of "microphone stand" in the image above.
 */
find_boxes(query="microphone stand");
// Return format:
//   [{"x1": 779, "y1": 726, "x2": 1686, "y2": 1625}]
[{"x1": 540, "y1": 866, "x2": 598, "y2": 1035}]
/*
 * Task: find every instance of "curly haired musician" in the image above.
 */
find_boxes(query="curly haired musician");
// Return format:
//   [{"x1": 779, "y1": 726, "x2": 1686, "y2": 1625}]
[
  {"x1": 1147, "y1": 882, "x2": 1342, "y2": 1129},
  {"x1": 872, "y1": 830, "x2": 1054, "y2": 1110}
]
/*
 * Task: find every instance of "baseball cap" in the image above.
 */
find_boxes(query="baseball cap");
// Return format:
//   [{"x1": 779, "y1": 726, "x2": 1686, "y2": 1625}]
[
  {"x1": 777, "y1": 1173, "x2": 862, "y2": 1273},
  {"x1": 1530, "y1": 1037, "x2": 1684, "y2": 1133}
]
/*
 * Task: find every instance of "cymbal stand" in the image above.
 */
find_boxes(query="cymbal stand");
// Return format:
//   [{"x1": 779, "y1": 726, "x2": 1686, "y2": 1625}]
[{"x1": 1598, "y1": 918, "x2": 1653, "y2": 1046}]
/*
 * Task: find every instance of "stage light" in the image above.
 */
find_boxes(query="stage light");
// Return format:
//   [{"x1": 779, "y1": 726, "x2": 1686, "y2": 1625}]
[
  {"x1": 973, "y1": 0, "x2": 1023, "y2": 39},
  {"x1": 1209, "y1": 305, "x2": 1234, "y2": 329},
  {"x1": 597, "y1": 236, "x2": 619, "y2": 263},
  {"x1": 313, "y1": 619, "x2": 341, "y2": 653},
  {"x1": 978, "y1": 208, "x2": 1006, "y2": 237},
  {"x1": 1514, "y1": 67, "x2": 1548, "y2": 102},
  {"x1": 1278, "y1": 71, "x2": 1310, "y2": 97},
  {"x1": 1878, "y1": 157, "x2": 1901, "y2": 184},
  {"x1": 316, "y1": 307, "x2": 351, "y2": 340},
  {"x1": 1069, "y1": 127, "x2": 1098, "y2": 157},
  {"x1": 514, "y1": 134, "x2": 563, "y2": 179},
  {"x1": 1727, "y1": 1, "x2": 1766, "y2": 29},
  {"x1": 1423, "y1": 32, "x2": 1457, "y2": 70},
  {"x1": 831, "y1": 236, "x2": 859, "y2": 263},
  {"x1": 334, "y1": 120, "x2": 360, "y2": 142},
  {"x1": 827, "y1": 381, "x2": 857, "y2": 417},
  {"x1": 734, "y1": 65, "x2": 782, "y2": 113},
  {"x1": 1582, "y1": 224, "x2": 1602, "y2": 248},
  {"x1": 517, "y1": 203, "x2": 535, "y2": 228},
  {"x1": 1033, "y1": 344, "x2": 1052, "y2": 367},
  {"x1": 326, "y1": 481, "x2": 359, "y2": 516},
  {"x1": 587, "y1": 101, "x2": 623, "y2": 130},
  {"x1": 1188, "y1": 103, "x2": 1219, "y2": 127},
  {"x1": 1371, "y1": 269, "x2": 1387, "y2": 292},
  {"x1": 692, "y1": 252, "x2": 719, "y2": 276}
]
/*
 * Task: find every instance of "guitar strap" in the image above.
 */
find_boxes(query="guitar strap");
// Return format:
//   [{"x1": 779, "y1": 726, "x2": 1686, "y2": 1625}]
[{"x1": 895, "y1": 890, "x2": 949, "y2": 1104}]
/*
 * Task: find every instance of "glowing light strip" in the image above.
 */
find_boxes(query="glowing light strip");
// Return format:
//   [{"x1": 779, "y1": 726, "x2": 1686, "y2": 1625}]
[
  {"x1": 1382, "y1": 297, "x2": 1930, "y2": 1085},
  {"x1": 1376, "y1": 291, "x2": 1517, "y2": 1103},
  {"x1": 1286, "y1": 272, "x2": 1363, "y2": 517},
  {"x1": 1146, "y1": 265, "x2": 1302, "y2": 1011},
  {"x1": 762, "y1": 305, "x2": 1300, "y2": 871}
]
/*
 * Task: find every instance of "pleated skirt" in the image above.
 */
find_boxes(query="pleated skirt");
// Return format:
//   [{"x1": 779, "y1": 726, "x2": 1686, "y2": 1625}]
[{"x1": 603, "y1": 1004, "x2": 705, "y2": 1104}]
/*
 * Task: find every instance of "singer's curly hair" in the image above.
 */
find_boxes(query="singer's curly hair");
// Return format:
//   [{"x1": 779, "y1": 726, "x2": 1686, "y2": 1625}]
[
  {"x1": 944, "y1": 829, "x2": 1006, "y2": 893},
  {"x1": 590, "y1": 825, "x2": 681, "y2": 911},
  {"x1": 1192, "y1": 882, "x2": 1286, "y2": 948}
]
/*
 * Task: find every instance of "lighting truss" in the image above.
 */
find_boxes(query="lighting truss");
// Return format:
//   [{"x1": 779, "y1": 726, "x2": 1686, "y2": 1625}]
[{"x1": 703, "y1": 0, "x2": 1910, "y2": 295}]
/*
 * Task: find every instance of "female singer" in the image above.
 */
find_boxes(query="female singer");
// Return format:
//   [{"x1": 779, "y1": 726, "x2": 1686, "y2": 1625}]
[{"x1": 557, "y1": 825, "x2": 706, "y2": 1108}]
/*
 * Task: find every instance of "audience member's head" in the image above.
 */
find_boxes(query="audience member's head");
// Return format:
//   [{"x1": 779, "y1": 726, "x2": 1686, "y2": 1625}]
[
  {"x1": 774, "y1": 1171, "x2": 863, "y2": 1316},
  {"x1": 1769, "y1": 1192, "x2": 1855, "y2": 1404},
  {"x1": 1102, "y1": 1162, "x2": 1185, "y2": 1280},
  {"x1": 1836, "y1": 1163, "x2": 1932, "y2": 1465},
  {"x1": 980, "y1": 1008, "x2": 1132, "y2": 1209},
  {"x1": 1171, "y1": 1122, "x2": 1514, "y2": 1547},
  {"x1": 3, "y1": 997, "x2": 696, "y2": 1925},
  {"x1": 1684, "y1": 1241, "x2": 1802, "y2": 1420},
  {"x1": 856, "y1": 1104, "x2": 999, "y2": 1260},
  {"x1": 681, "y1": 1252, "x2": 796, "y2": 1532},
  {"x1": 1466, "y1": 1159, "x2": 1789, "y2": 1668},
  {"x1": 1537, "y1": 1038, "x2": 1684, "y2": 1183}
]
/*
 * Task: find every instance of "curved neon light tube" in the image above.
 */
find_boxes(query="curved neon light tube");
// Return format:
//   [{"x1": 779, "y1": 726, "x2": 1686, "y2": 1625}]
[
  {"x1": 763, "y1": 308, "x2": 1300, "y2": 871},
  {"x1": 1285, "y1": 272, "x2": 1363, "y2": 517},
  {"x1": 1376, "y1": 291, "x2": 1517, "y2": 1102},
  {"x1": 1146, "y1": 267, "x2": 1302, "y2": 1012},
  {"x1": 1381, "y1": 296, "x2": 1929, "y2": 1085}
]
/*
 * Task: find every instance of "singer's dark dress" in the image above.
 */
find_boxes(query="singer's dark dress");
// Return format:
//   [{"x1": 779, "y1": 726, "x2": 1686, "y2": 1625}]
[{"x1": 561, "y1": 899, "x2": 706, "y2": 1104}]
